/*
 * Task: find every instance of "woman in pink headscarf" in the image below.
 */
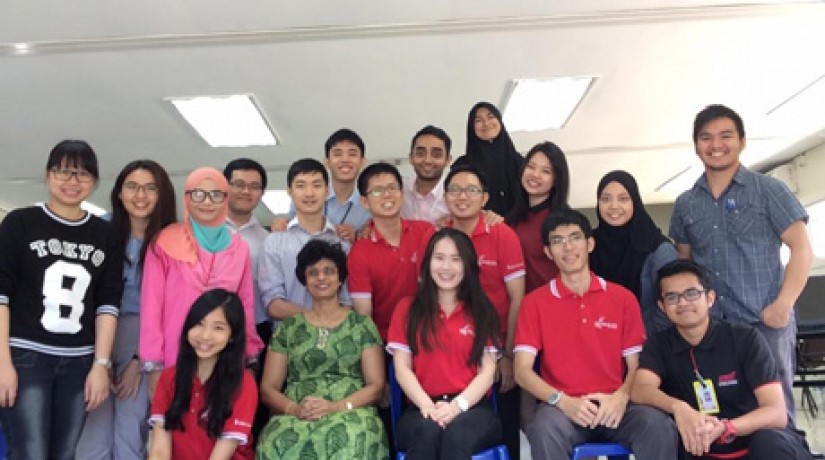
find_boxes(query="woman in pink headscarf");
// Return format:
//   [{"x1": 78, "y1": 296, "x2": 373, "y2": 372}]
[{"x1": 139, "y1": 167, "x2": 263, "y2": 396}]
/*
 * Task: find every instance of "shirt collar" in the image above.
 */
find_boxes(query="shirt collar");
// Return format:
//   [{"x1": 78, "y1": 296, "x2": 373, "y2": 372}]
[
  {"x1": 404, "y1": 175, "x2": 445, "y2": 199},
  {"x1": 287, "y1": 216, "x2": 337, "y2": 234},
  {"x1": 548, "y1": 272, "x2": 607, "y2": 299},
  {"x1": 669, "y1": 318, "x2": 720, "y2": 353},
  {"x1": 226, "y1": 215, "x2": 263, "y2": 232},
  {"x1": 694, "y1": 164, "x2": 748, "y2": 194},
  {"x1": 368, "y1": 219, "x2": 412, "y2": 244},
  {"x1": 327, "y1": 186, "x2": 361, "y2": 205}
]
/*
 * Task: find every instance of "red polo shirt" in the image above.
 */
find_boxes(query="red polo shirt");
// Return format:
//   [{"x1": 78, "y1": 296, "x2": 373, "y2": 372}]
[
  {"x1": 149, "y1": 367, "x2": 257, "y2": 460},
  {"x1": 348, "y1": 219, "x2": 435, "y2": 339},
  {"x1": 514, "y1": 273, "x2": 645, "y2": 397},
  {"x1": 387, "y1": 296, "x2": 498, "y2": 397},
  {"x1": 448, "y1": 215, "x2": 525, "y2": 336}
]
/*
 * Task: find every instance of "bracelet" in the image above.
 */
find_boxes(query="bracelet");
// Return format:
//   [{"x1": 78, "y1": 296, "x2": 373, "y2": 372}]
[{"x1": 345, "y1": 401, "x2": 353, "y2": 411}]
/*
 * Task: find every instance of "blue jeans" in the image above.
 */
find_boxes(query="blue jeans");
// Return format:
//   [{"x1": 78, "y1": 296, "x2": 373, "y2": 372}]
[{"x1": 0, "y1": 348, "x2": 92, "y2": 460}]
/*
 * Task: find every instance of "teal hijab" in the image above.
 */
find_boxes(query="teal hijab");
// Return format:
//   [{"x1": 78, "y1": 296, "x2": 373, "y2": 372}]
[{"x1": 190, "y1": 217, "x2": 231, "y2": 253}]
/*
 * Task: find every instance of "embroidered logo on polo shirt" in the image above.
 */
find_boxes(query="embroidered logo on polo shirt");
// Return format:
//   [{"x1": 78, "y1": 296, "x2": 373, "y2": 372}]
[
  {"x1": 593, "y1": 316, "x2": 618, "y2": 330},
  {"x1": 718, "y1": 371, "x2": 738, "y2": 387},
  {"x1": 234, "y1": 419, "x2": 252, "y2": 428},
  {"x1": 478, "y1": 255, "x2": 497, "y2": 267},
  {"x1": 459, "y1": 324, "x2": 475, "y2": 336}
]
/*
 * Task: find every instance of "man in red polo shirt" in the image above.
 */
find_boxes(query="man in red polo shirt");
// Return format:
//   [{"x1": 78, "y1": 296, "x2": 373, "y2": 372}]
[
  {"x1": 513, "y1": 209, "x2": 677, "y2": 460},
  {"x1": 443, "y1": 164, "x2": 525, "y2": 459},
  {"x1": 349, "y1": 162, "x2": 435, "y2": 340}
]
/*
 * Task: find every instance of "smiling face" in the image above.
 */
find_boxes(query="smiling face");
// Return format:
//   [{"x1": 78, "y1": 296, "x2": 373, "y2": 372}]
[
  {"x1": 410, "y1": 134, "x2": 450, "y2": 182},
  {"x1": 521, "y1": 151, "x2": 555, "y2": 199},
  {"x1": 445, "y1": 171, "x2": 488, "y2": 221},
  {"x1": 544, "y1": 224, "x2": 594, "y2": 276},
  {"x1": 46, "y1": 159, "x2": 96, "y2": 212},
  {"x1": 325, "y1": 140, "x2": 365, "y2": 183},
  {"x1": 187, "y1": 307, "x2": 232, "y2": 362},
  {"x1": 288, "y1": 171, "x2": 328, "y2": 216},
  {"x1": 118, "y1": 168, "x2": 158, "y2": 222},
  {"x1": 305, "y1": 258, "x2": 342, "y2": 301},
  {"x1": 429, "y1": 236, "x2": 464, "y2": 292},
  {"x1": 598, "y1": 181, "x2": 634, "y2": 227},
  {"x1": 188, "y1": 178, "x2": 224, "y2": 223},
  {"x1": 361, "y1": 173, "x2": 402, "y2": 219},
  {"x1": 473, "y1": 106, "x2": 502, "y2": 141},
  {"x1": 658, "y1": 272, "x2": 715, "y2": 331},
  {"x1": 694, "y1": 116, "x2": 745, "y2": 173}
]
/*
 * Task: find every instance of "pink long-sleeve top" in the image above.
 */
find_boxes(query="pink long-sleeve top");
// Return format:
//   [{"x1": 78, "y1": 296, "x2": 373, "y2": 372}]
[{"x1": 140, "y1": 234, "x2": 264, "y2": 367}]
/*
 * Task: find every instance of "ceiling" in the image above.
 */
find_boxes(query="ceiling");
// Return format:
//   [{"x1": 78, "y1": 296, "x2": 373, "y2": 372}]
[{"x1": 2, "y1": 0, "x2": 825, "y2": 220}]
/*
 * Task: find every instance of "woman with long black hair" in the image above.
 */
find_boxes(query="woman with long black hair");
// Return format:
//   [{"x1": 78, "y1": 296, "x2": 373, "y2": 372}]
[{"x1": 388, "y1": 228, "x2": 503, "y2": 460}]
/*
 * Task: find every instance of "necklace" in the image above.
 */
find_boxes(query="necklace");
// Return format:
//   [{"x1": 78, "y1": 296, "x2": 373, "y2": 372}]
[{"x1": 308, "y1": 309, "x2": 346, "y2": 350}]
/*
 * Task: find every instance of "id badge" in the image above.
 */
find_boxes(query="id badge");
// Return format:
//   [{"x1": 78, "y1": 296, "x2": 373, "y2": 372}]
[{"x1": 693, "y1": 379, "x2": 719, "y2": 414}]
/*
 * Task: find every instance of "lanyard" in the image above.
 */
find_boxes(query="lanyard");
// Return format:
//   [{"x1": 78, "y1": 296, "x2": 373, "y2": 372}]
[
  {"x1": 689, "y1": 348, "x2": 708, "y2": 388},
  {"x1": 325, "y1": 200, "x2": 353, "y2": 225}
]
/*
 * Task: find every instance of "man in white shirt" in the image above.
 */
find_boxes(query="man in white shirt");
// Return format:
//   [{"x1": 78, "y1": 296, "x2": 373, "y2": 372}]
[{"x1": 400, "y1": 125, "x2": 452, "y2": 223}]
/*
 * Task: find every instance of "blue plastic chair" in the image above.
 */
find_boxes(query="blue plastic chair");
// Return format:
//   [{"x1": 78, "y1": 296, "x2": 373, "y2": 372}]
[
  {"x1": 388, "y1": 364, "x2": 510, "y2": 460},
  {"x1": 571, "y1": 442, "x2": 631, "y2": 460}
]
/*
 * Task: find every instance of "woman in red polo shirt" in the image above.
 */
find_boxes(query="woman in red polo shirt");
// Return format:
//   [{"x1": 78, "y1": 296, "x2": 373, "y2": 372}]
[
  {"x1": 387, "y1": 228, "x2": 503, "y2": 460},
  {"x1": 148, "y1": 289, "x2": 257, "y2": 460}
]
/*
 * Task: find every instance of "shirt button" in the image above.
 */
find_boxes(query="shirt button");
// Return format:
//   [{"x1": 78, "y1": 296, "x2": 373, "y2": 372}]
[
  {"x1": 716, "y1": 272, "x2": 720, "y2": 276},
  {"x1": 713, "y1": 225, "x2": 718, "y2": 229},
  {"x1": 582, "y1": 318, "x2": 587, "y2": 324}
]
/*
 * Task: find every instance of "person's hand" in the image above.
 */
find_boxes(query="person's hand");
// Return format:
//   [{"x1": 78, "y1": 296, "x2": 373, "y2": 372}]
[
  {"x1": 270, "y1": 217, "x2": 288, "y2": 232},
  {"x1": 335, "y1": 224, "x2": 356, "y2": 243},
  {"x1": 433, "y1": 216, "x2": 451, "y2": 230},
  {"x1": 430, "y1": 400, "x2": 461, "y2": 427},
  {"x1": 497, "y1": 356, "x2": 515, "y2": 392},
  {"x1": 673, "y1": 401, "x2": 714, "y2": 456},
  {"x1": 147, "y1": 370, "x2": 162, "y2": 401},
  {"x1": 355, "y1": 220, "x2": 374, "y2": 241},
  {"x1": 420, "y1": 403, "x2": 438, "y2": 421},
  {"x1": 557, "y1": 394, "x2": 599, "y2": 428},
  {"x1": 300, "y1": 396, "x2": 338, "y2": 420},
  {"x1": 85, "y1": 364, "x2": 112, "y2": 411},
  {"x1": 114, "y1": 359, "x2": 142, "y2": 400},
  {"x1": 761, "y1": 300, "x2": 792, "y2": 329},
  {"x1": 583, "y1": 391, "x2": 629, "y2": 429},
  {"x1": 0, "y1": 358, "x2": 17, "y2": 407},
  {"x1": 482, "y1": 210, "x2": 504, "y2": 226}
]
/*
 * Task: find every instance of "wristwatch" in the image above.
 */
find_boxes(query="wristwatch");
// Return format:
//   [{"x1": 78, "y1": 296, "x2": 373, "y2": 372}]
[
  {"x1": 718, "y1": 419, "x2": 737, "y2": 444},
  {"x1": 548, "y1": 391, "x2": 564, "y2": 406},
  {"x1": 93, "y1": 357, "x2": 113, "y2": 369},
  {"x1": 453, "y1": 396, "x2": 469, "y2": 412}
]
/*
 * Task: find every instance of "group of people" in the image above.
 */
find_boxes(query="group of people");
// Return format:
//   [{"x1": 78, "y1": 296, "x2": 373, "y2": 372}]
[{"x1": 0, "y1": 102, "x2": 816, "y2": 460}]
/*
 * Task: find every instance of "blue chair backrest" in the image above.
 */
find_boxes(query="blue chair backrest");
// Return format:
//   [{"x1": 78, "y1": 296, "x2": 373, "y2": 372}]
[{"x1": 571, "y1": 442, "x2": 631, "y2": 460}]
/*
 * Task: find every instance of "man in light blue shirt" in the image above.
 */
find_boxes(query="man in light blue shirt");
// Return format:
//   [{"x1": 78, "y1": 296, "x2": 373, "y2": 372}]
[{"x1": 259, "y1": 159, "x2": 351, "y2": 326}]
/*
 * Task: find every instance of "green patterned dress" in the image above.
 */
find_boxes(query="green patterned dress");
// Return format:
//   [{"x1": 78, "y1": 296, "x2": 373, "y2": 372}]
[{"x1": 256, "y1": 311, "x2": 389, "y2": 460}]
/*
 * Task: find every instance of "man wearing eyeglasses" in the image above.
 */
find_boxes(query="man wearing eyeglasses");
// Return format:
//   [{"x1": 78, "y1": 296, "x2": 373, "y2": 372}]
[
  {"x1": 631, "y1": 259, "x2": 812, "y2": 459},
  {"x1": 223, "y1": 158, "x2": 271, "y2": 438},
  {"x1": 514, "y1": 209, "x2": 677, "y2": 460},
  {"x1": 443, "y1": 164, "x2": 525, "y2": 459}
]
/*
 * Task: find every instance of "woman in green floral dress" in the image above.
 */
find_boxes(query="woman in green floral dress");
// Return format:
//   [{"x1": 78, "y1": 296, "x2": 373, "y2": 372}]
[{"x1": 256, "y1": 240, "x2": 388, "y2": 460}]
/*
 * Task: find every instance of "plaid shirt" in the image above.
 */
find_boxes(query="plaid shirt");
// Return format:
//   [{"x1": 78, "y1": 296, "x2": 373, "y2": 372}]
[{"x1": 669, "y1": 165, "x2": 808, "y2": 324}]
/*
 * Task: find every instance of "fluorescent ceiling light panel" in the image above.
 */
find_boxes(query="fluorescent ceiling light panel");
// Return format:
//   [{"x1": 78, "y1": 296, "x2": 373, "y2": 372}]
[
  {"x1": 261, "y1": 190, "x2": 291, "y2": 215},
  {"x1": 503, "y1": 77, "x2": 594, "y2": 132},
  {"x1": 168, "y1": 94, "x2": 278, "y2": 148}
]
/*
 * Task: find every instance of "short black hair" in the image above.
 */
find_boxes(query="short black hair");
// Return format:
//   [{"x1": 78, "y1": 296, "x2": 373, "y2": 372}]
[
  {"x1": 224, "y1": 158, "x2": 268, "y2": 189},
  {"x1": 295, "y1": 239, "x2": 348, "y2": 286},
  {"x1": 287, "y1": 158, "x2": 329, "y2": 187},
  {"x1": 444, "y1": 164, "x2": 488, "y2": 192},
  {"x1": 324, "y1": 128, "x2": 365, "y2": 158},
  {"x1": 540, "y1": 209, "x2": 593, "y2": 246},
  {"x1": 357, "y1": 162, "x2": 403, "y2": 197},
  {"x1": 656, "y1": 259, "x2": 713, "y2": 299},
  {"x1": 46, "y1": 140, "x2": 99, "y2": 180},
  {"x1": 693, "y1": 104, "x2": 745, "y2": 142},
  {"x1": 410, "y1": 125, "x2": 452, "y2": 154}
]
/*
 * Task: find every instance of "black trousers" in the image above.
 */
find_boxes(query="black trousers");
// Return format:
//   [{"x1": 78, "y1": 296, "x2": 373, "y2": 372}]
[
  {"x1": 396, "y1": 399, "x2": 502, "y2": 460},
  {"x1": 497, "y1": 386, "x2": 521, "y2": 459},
  {"x1": 251, "y1": 321, "x2": 273, "y2": 442}
]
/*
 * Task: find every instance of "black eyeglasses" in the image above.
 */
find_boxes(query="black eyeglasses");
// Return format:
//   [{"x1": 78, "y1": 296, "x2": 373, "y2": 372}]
[
  {"x1": 51, "y1": 168, "x2": 94, "y2": 183},
  {"x1": 366, "y1": 184, "x2": 401, "y2": 197},
  {"x1": 186, "y1": 189, "x2": 227, "y2": 204},
  {"x1": 661, "y1": 288, "x2": 707, "y2": 305}
]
